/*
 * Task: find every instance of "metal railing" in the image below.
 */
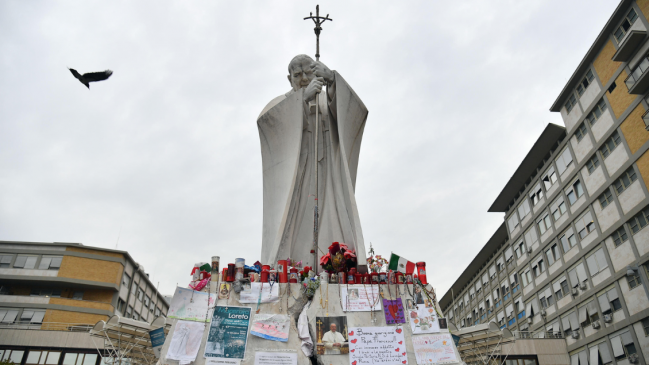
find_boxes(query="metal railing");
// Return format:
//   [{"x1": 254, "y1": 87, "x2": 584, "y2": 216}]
[
  {"x1": 0, "y1": 321, "x2": 93, "y2": 332},
  {"x1": 625, "y1": 56, "x2": 649, "y2": 89},
  {"x1": 510, "y1": 330, "x2": 564, "y2": 339}
]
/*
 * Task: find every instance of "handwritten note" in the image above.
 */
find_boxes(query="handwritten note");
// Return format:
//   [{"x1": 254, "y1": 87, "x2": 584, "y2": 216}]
[
  {"x1": 239, "y1": 283, "x2": 279, "y2": 303},
  {"x1": 341, "y1": 285, "x2": 381, "y2": 312},
  {"x1": 411, "y1": 334, "x2": 457, "y2": 364},
  {"x1": 408, "y1": 307, "x2": 439, "y2": 334},
  {"x1": 383, "y1": 298, "x2": 406, "y2": 324},
  {"x1": 348, "y1": 326, "x2": 407, "y2": 365}
]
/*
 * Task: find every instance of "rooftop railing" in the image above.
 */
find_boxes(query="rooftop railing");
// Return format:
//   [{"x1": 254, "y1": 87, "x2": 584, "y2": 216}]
[
  {"x1": 0, "y1": 321, "x2": 93, "y2": 332},
  {"x1": 625, "y1": 56, "x2": 649, "y2": 90}
]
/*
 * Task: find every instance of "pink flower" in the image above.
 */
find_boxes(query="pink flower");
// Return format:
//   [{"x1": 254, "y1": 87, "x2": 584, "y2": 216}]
[
  {"x1": 320, "y1": 253, "x2": 331, "y2": 265},
  {"x1": 343, "y1": 251, "x2": 357, "y2": 259}
]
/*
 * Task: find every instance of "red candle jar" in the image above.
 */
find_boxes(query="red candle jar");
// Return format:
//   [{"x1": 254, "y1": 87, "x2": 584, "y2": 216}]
[
  {"x1": 379, "y1": 272, "x2": 387, "y2": 284},
  {"x1": 261, "y1": 265, "x2": 270, "y2": 283},
  {"x1": 221, "y1": 268, "x2": 228, "y2": 282},
  {"x1": 289, "y1": 268, "x2": 298, "y2": 283},
  {"x1": 337, "y1": 272, "x2": 346, "y2": 284},
  {"x1": 396, "y1": 272, "x2": 404, "y2": 284},
  {"x1": 405, "y1": 273, "x2": 413, "y2": 284},
  {"x1": 416, "y1": 262, "x2": 427, "y2": 285},
  {"x1": 347, "y1": 268, "x2": 356, "y2": 284},
  {"x1": 269, "y1": 270, "x2": 277, "y2": 282},
  {"x1": 277, "y1": 260, "x2": 288, "y2": 283},
  {"x1": 388, "y1": 271, "x2": 395, "y2": 284},
  {"x1": 371, "y1": 272, "x2": 379, "y2": 283},
  {"x1": 355, "y1": 273, "x2": 362, "y2": 284},
  {"x1": 362, "y1": 273, "x2": 370, "y2": 284},
  {"x1": 226, "y1": 264, "x2": 236, "y2": 282}
]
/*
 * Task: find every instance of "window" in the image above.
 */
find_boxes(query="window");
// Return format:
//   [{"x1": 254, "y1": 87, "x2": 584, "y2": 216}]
[
  {"x1": 511, "y1": 273, "x2": 520, "y2": 294},
  {"x1": 598, "y1": 286, "x2": 621, "y2": 314},
  {"x1": 611, "y1": 226, "x2": 628, "y2": 247},
  {"x1": 568, "y1": 262, "x2": 588, "y2": 288},
  {"x1": 72, "y1": 291, "x2": 84, "y2": 300},
  {"x1": 578, "y1": 301, "x2": 599, "y2": 327},
  {"x1": 524, "y1": 225, "x2": 539, "y2": 249},
  {"x1": 627, "y1": 270, "x2": 641, "y2": 289},
  {"x1": 551, "y1": 197, "x2": 567, "y2": 221},
  {"x1": 19, "y1": 309, "x2": 46, "y2": 323},
  {"x1": 565, "y1": 93, "x2": 578, "y2": 113},
  {"x1": 540, "y1": 286, "x2": 554, "y2": 308},
  {"x1": 144, "y1": 295, "x2": 151, "y2": 308},
  {"x1": 610, "y1": 331, "x2": 637, "y2": 360},
  {"x1": 553, "y1": 276, "x2": 569, "y2": 300},
  {"x1": 566, "y1": 179, "x2": 584, "y2": 205},
  {"x1": 38, "y1": 256, "x2": 62, "y2": 270},
  {"x1": 507, "y1": 213, "x2": 519, "y2": 233},
  {"x1": 496, "y1": 257, "x2": 505, "y2": 272},
  {"x1": 137, "y1": 287, "x2": 144, "y2": 301},
  {"x1": 0, "y1": 308, "x2": 19, "y2": 323},
  {"x1": 613, "y1": 8, "x2": 638, "y2": 43},
  {"x1": 560, "y1": 228, "x2": 578, "y2": 253},
  {"x1": 530, "y1": 183, "x2": 543, "y2": 206},
  {"x1": 575, "y1": 210, "x2": 596, "y2": 239},
  {"x1": 13, "y1": 255, "x2": 38, "y2": 269},
  {"x1": 62, "y1": 353, "x2": 98, "y2": 365},
  {"x1": 126, "y1": 305, "x2": 133, "y2": 318},
  {"x1": 562, "y1": 311, "x2": 579, "y2": 337},
  {"x1": 518, "y1": 199, "x2": 531, "y2": 220},
  {"x1": 642, "y1": 317, "x2": 649, "y2": 336},
  {"x1": 537, "y1": 213, "x2": 552, "y2": 235},
  {"x1": 598, "y1": 189, "x2": 614, "y2": 209},
  {"x1": 586, "y1": 248, "x2": 608, "y2": 276},
  {"x1": 575, "y1": 123, "x2": 588, "y2": 141},
  {"x1": 556, "y1": 147, "x2": 574, "y2": 176},
  {"x1": 521, "y1": 268, "x2": 532, "y2": 287},
  {"x1": 542, "y1": 167, "x2": 558, "y2": 190},
  {"x1": 505, "y1": 247, "x2": 514, "y2": 264},
  {"x1": 122, "y1": 273, "x2": 131, "y2": 287},
  {"x1": 586, "y1": 154, "x2": 600, "y2": 174},
  {"x1": 117, "y1": 298, "x2": 125, "y2": 312},
  {"x1": 532, "y1": 257, "x2": 545, "y2": 277},
  {"x1": 134, "y1": 311, "x2": 140, "y2": 321},
  {"x1": 600, "y1": 131, "x2": 622, "y2": 158},
  {"x1": 2, "y1": 350, "x2": 26, "y2": 364},
  {"x1": 30, "y1": 288, "x2": 62, "y2": 298},
  {"x1": 576, "y1": 70, "x2": 595, "y2": 96},
  {"x1": 586, "y1": 98, "x2": 608, "y2": 127},
  {"x1": 514, "y1": 241, "x2": 526, "y2": 259},
  {"x1": 0, "y1": 254, "x2": 12, "y2": 268},
  {"x1": 614, "y1": 167, "x2": 637, "y2": 195},
  {"x1": 628, "y1": 206, "x2": 649, "y2": 234},
  {"x1": 546, "y1": 244, "x2": 561, "y2": 266},
  {"x1": 131, "y1": 282, "x2": 138, "y2": 295}
]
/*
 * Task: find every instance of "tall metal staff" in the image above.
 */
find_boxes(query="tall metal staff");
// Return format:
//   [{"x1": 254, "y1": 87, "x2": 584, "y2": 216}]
[{"x1": 304, "y1": 5, "x2": 332, "y2": 273}]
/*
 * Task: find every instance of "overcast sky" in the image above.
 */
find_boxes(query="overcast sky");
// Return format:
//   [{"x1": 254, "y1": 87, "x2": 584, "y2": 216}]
[{"x1": 0, "y1": 1, "x2": 619, "y2": 296}]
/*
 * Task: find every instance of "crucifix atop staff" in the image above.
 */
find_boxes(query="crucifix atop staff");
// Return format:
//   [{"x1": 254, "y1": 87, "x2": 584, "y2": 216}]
[{"x1": 304, "y1": 5, "x2": 332, "y2": 61}]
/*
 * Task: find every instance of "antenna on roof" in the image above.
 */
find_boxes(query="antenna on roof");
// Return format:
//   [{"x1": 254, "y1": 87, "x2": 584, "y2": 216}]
[{"x1": 115, "y1": 226, "x2": 122, "y2": 249}]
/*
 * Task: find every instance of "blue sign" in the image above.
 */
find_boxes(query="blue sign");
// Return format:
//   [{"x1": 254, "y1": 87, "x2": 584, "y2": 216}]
[{"x1": 148, "y1": 327, "x2": 166, "y2": 358}]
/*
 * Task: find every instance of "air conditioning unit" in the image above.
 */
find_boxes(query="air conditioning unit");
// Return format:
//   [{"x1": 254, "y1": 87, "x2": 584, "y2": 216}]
[
  {"x1": 571, "y1": 331, "x2": 580, "y2": 339},
  {"x1": 628, "y1": 354, "x2": 639, "y2": 364},
  {"x1": 571, "y1": 288, "x2": 579, "y2": 296},
  {"x1": 527, "y1": 317, "x2": 533, "y2": 324},
  {"x1": 540, "y1": 310, "x2": 547, "y2": 317},
  {"x1": 603, "y1": 314, "x2": 613, "y2": 323},
  {"x1": 527, "y1": 247, "x2": 533, "y2": 254},
  {"x1": 592, "y1": 320, "x2": 601, "y2": 329},
  {"x1": 579, "y1": 282, "x2": 587, "y2": 290}
]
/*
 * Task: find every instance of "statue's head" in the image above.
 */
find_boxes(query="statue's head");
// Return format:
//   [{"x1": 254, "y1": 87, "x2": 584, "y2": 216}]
[{"x1": 287, "y1": 54, "x2": 315, "y2": 91}]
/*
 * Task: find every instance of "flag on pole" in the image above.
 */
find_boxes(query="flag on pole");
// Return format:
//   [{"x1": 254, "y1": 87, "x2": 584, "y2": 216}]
[{"x1": 388, "y1": 253, "x2": 415, "y2": 274}]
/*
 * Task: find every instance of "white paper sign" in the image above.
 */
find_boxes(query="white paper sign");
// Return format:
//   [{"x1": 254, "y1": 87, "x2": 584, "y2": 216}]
[
  {"x1": 408, "y1": 306, "x2": 440, "y2": 334},
  {"x1": 348, "y1": 326, "x2": 407, "y2": 365},
  {"x1": 239, "y1": 283, "x2": 280, "y2": 303},
  {"x1": 411, "y1": 334, "x2": 457, "y2": 364},
  {"x1": 254, "y1": 352, "x2": 297, "y2": 365},
  {"x1": 340, "y1": 285, "x2": 381, "y2": 312},
  {"x1": 165, "y1": 320, "x2": 206, "y2": 363},
  {"x1": 167, "y1": 286, "x2": 217, "y2": 322},
  {"x1": 205, "y1": 359, "x2": 241, "y2": 365}
]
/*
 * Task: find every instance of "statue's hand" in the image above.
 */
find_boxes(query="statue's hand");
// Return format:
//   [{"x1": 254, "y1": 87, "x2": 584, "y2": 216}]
[
  {"x1": 304, "y1": 77, "x2": 324, "y2": 102},
  {"x1": 311, "y1": 62, "x2": 334, "y2": 85}
]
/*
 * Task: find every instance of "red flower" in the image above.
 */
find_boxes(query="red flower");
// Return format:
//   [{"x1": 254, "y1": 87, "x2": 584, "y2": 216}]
[
  {"x1": 320, "y1": 253, "x2": 331, "y2": 265},
  {"x1": 303, "y1": 266, "x2": 312, "y2": 273},
  {"x1": 343, "y1": 250, "x2": 357, "y2": 259},
  {"x1": 329, "y1": 242, "x2": 340, "y2": 255},
  {"x1": 339, "y1": 243, "x2": 350, "y2": 251},
  {"x1": 410, "y1": 311, "x2": 418, "y2": 318}
]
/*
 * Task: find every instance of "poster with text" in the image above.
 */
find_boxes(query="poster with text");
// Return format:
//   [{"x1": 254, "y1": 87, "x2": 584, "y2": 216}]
[
  {"x1": 408, "y1": 306, "x2": 440, "y2": 334},
  {"x1": 340, "y1": 285, "x2": 380, "y2": 312},
  {"x1": 166, "y1": 320, "x2": 206, "y2": 363},
  {"x1": 167, "y1": 286, "x2": 216, "y2": 322},
  {"x1": 250, "y1": 314, "x2": 290, "y2": 342},
  {"x1": 254, "y1": 352, "x2": 297, "y2": 365},
  {"x1": 204, "y1": 306, "x2": 251, "y2": 360},
  {"x1": 411, "y1": 334, "x2": 457, "y2": 364},
  {"x1": 383, "y1": 298, "x2": 406, "y2": 324},
  {"x1": 348, "y1": 326, "x2": 407, "y2": 365},
  {"x1": 239, "y1": 283, "x2": 279, "y2": 303}
]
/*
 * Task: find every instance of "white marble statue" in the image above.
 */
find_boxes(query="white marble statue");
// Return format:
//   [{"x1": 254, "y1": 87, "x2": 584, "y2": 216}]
[{"x1": 257, "y1": 54, "x2": 367, "y2": 270}]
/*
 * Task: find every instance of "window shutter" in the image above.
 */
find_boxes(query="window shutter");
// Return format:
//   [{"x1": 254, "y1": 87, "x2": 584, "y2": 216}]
[
  {"x1": 497, "y1": 311, "x2": 504, "y2": 321},
  {"x1": 546, "y1": 287, "x2": 553, "y2": 300},
  {"x1": 599, "y1": 341, "x2": 612, "y2": 364},
  {"x1": 489, "y1": 265, "x2": 496, "y2": 277},
  {"x1": 531, "y1": 298, "x2": 540, "y2": 314},
  {"x1": 482, "y1": 273, "x2": 489, "y2": 285},
  {"x1": 562, "y1": 315, "x2": 571, "y2": 330},
  {"x1": 505, "y1": 248, "x2": 513, "y2": 261},
  {"x1": 571, "y1": 354, "x2": 579, "y2": 365},
  {"x1": 598, "y1": 294, "x2": 611, "y2": 313},
  {"x1": 526, "y1": 302, "x2": 533, "y2": 317},
  {"x1": 576, "y1": 264, "x2": 588, "y2": 283},
  {"x1": 586, "y1": 254, "x2": 599, "y2": 276},
  {"x1": 620, "y1": 331, "x2": 633, "y2": 345},
  {"x1": 586, "y1": 301, "x2": 597, "y2": 317},
  {"x1": 553, "y1": 280, "x2": 562, "y2": 293},
  {"x1": 479, "y1": 301, "x2": 484, "y2": 310},
  {"x1": 30, "y1": 311, "x2": 45, "y2": 323},
  {"x1": 610, "y1": 336, "x2": 624, "y2": 357},
  {"x1": 578, "y1": 350, "x2": 589, "y2": 365},
  {"x1": 589, "y1": 346, "x2": 599, "y2": 365},
  {"x1": 607, "y1": 288, "x2": 618, "y2": 301},
  {"x1": 579, "y1": 306, "x2": 587, "y2": 323},
  {"x1": 476, "y1": 281, "x2": 482, "y2": 291},
  {"x1": 569, "y1": 270, "x2": 579, "y2": 287},
  {"x1": 569, "y1": 311, "x2": 580, "y2": 329},
  {"x1": 506, "y1": 304, "x2": 514, "y2": 317},
  {"x1": 595, "y1": 249, "x2": 607, "y2": 271}
]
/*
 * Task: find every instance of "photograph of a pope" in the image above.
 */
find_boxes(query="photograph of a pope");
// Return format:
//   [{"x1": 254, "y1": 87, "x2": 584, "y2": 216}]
[
  {"x1": 322, "y1": 323, "x2": 347, "y2": 355},
  {"x1": 257, "y1": 54, "x2": 368, "y2": 269}
]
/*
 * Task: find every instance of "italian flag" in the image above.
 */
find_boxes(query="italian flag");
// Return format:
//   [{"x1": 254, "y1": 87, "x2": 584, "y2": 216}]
[{"x1": 388, "y1": 253, "x2": 415, "y2": 274}]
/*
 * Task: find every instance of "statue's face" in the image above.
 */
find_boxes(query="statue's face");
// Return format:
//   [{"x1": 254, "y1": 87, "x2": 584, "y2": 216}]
[
  {"x1": 330, "y1": 323, "x2": 337, "y2": 332},
  {"x1": 288, "y1": 58, "x2": 315, "y2": 91}
]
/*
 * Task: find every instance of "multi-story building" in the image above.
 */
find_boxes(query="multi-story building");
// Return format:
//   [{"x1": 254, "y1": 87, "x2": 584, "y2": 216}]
[
  {"x1": 441, "y1": 1, "x2": 649, "y2": 365},
  {"x1": 0, "y1": 240, "x2": 169, "y2": 365}
]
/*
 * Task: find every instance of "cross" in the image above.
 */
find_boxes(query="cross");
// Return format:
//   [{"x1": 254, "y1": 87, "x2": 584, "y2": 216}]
[
  {"x1": 316, "y1": 319, "x2": 323, "y2": 342},
  {"x1": 304, "y1": 5, "x2": 333, "y2": 61}
]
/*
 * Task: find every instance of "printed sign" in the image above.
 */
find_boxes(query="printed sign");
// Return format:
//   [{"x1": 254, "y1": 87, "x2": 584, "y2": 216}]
[
  {"x1": 348, "y1": 326, "x2": 407, "y2": 365},
  {"x1": 408, "y1": 306, "x2": 440, "y2": 334},
  {"x1": 254, "y1": 352, "x2": 297, "y2": 365},
  {"x1": 239, "y1": 283, "x2": 279, "y2": 304},
  {"x1": 340, "y1": 285, "x2": 381, "y2": 312},
  {"x1": 411, "y1": 334, "x2": 457, "y2": 364},
  {"x1": 383, "y1": 298, "x2": 406, "y2": 324},
  {"x1": 204, "y1": 306, "x2": 251, "y2": 360},
  {"x1": 206, "y1": 359, "x2": 241, "y2": 365},
  {"x1": 250, "y1": 314, "x2": 290, "y2": 342},
  {"x1": 148, "y1": 327, "x2": 165, "y2": 358},
  {"x1": 166, "y1": 320, "x2": 206, "y2": 363},
  {"x1": 167, "y1": 286, "x2": 216, "y2": 322}
]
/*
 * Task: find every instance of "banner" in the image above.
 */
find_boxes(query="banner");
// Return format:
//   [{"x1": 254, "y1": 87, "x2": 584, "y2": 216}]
[
  {"x1": 411, "y1": 334, "x2": 457, "y2": 364},
  {"x1": 348, "y1": 326, "x2": 407, "y2": 365},
  {"x1": 250, "y1": 314, "x2": 290, "y2": 342},
  {"x1": 148, "y1": 327, "x2": 165, "y2": 358},
  {"x1": 239, "y1": 283, "x2": 279, "y2": 303},
  {"x1": 340, "y1": 285, "x2": 380, "y2": 312},
  {"x1": 167, "y1": 286, "x2": 216, "y2": 322},
  {"x1": 204, "y1": 306, "x2": 251, "y2": 360}
]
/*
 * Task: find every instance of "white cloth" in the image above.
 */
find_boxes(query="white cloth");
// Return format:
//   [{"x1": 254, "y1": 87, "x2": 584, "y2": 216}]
[
  {"x1": 298, "y1": 302, "x2": 313, "y2": 356},
  {"x1": 322, "y1": 330, "x2": 346, "y2": 354}
]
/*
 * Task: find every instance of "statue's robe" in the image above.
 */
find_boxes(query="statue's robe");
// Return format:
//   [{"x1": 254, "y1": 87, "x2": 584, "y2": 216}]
[{"x1": 257, "y1": 72, "x2": 367, "y2": 270}]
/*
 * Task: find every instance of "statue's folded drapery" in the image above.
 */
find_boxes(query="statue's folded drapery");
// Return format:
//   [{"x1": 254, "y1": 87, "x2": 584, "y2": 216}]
[{"x1": 257, "y1": 72, "x2": 367, "y2": 270}]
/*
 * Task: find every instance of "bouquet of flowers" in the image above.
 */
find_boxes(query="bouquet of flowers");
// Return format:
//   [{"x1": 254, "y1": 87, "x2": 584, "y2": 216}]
[
  {"x1": 320, "y1": 242, "x2": 357, "y2": 273},
  {"x1": 367, "y1": 244, "x2": 388, "y2": 273},
  {"x1": 299, "y1": 266, "x2": 313, "y2": 281},
  {"x1": 301, "y1": 277, "x2": 320, "y2": 299}
]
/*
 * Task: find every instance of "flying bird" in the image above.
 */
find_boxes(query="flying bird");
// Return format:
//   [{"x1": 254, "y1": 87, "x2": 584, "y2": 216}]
[{"x1": 68, "y1": 68, "x2": 113, "y2": 89}]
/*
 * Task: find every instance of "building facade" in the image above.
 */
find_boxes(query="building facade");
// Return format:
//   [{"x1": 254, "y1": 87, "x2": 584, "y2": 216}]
[
  {"x1": 0, "y1": 240, "x2": 169, "y2": 365},
  {"x1": 441, "y1": 1, "x2": 649, "y2": 365}
]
